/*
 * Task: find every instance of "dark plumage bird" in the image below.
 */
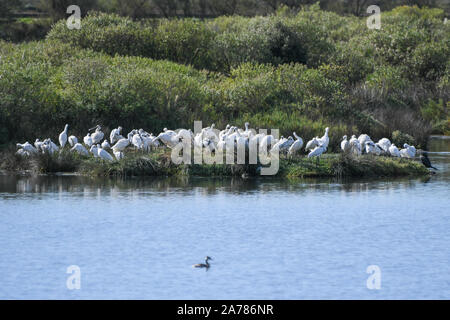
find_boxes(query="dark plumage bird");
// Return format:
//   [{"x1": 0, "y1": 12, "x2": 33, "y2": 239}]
[
  {"x1": 193, "y1": 256, "x2": 212, "y2": 269},
  {"x1": 420, "y1": 152, "x2": 438, "y2": 170}
]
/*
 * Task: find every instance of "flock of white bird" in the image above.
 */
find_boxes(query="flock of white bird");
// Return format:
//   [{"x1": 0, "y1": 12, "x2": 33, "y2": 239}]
[
  {"x1": 340, "y1": 134, "x2": 416, "y2": 158},
  {"x1": 15, "y1": 123, "x2": 417, "y2": 161}
]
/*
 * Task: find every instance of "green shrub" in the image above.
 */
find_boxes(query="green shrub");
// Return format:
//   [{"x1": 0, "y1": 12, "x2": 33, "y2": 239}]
[
  {"x1": 0, "y1": 19, "x2": 52, "y2": 42},
  {"x1": 391, "y1": 130, "x2": 415, "y2": 147},
  {"x1": 1, "y1": 4, "x2": 449, "y2": 147},
  {"x1": 408, "y1": 41, "x2": 449, "y2": 81}
]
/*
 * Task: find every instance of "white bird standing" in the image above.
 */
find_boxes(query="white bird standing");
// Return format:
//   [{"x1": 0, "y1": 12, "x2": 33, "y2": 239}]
[
  {"x1": 403, "y1": 143, "x2": 416, "y2": 158},
  {"x1": 308, "y1": 145, "x2": 326, "y2": 159},
  {"x1": 365, "y1": 141, "x2": 379, "y2": 155},
  {"x1": 112, "y1": 132, "x2": 133, "y2": 152},
  {"x1": 68, "y1": 135, "x2": 78, "y2": 147},
  {"x1": 389, "y1": 144, "x2": 401, "y2": 157},
  {"x1": 48, "y1": 139, "x2": 59, "y2": 153},
  {"x1": 157, "y1": 128, "x2": 178, "y2": 148},
  {"x1": 90, "y1": 144, "x2": 98, "y2": 157},
  {"x1": 399, "y1": 144, "x2": 415, "y2": 158},
  {"x1": 341, "y1": 135, "x2": 350, "y2": 153},
  {"x1": 84, "y1": 133, "x2": 93, "y2": 147},
  {"x1": 349, "y1": 135, "x2": 361, "y2": 155},
  {"x1": 17, "y1": 142, "x2": 37, "y2": 154},
  {"x1": 132, "y1": 133, "x2": 144, "y2": 150},
  {"x1": 278, "y1": 136, "x2": 294, "y2": 154},
  {"x1": 110, "y1": 126, "x2": 123, "y2": 144},
  {"x1": 377, "y1": 138, "x2": 391, "y2": 153},
  {"x1": 34, "y1": 139, "x2": 44, "y2": 152},
  {"x1": 41, "y1": 139, "x2": 58, "y2": 154},
  {"x1": 305, "y1": 137, "x2": 320, "y2": 151},
  {"x1": 288, "y1": 132, "x2": 303, "y2": 157},
  {"x1": 59, "y1": 124, "x2": 69, "y2": 148},
  {"x1": 317, "y1": 127, "x2": 330, "y2": 149},
  {"x1": 91, "y1": 125, "x2": 104, "y2": 145},
  {"x1": 96, "y1": 144, "x2": 114, "y2": 161},
  {"x1": 71, "y1": 143, "x2": 89, "y2": 156},
  {"x1": 271, "y1": 136, "x2": 287, "y2": 153},
  {"x1": 101, "y1": 140, "x2": 111, "y2": 150},
  {"x1": 358, "y1": 134, "x2": 371, "y2": 153}
]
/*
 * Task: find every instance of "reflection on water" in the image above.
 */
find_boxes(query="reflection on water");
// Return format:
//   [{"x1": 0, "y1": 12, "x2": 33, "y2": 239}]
[
  {"x1": 0, "y1": 174, "x2": 440, "y2": 198},
  {"x1": 0, "y1": 136, "x2": 449, "y2": 299}
]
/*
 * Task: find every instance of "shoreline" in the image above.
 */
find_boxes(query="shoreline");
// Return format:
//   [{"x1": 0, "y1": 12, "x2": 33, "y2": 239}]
[{"x1": 0, "y1": 150, "x2": 430, "y2": 179}]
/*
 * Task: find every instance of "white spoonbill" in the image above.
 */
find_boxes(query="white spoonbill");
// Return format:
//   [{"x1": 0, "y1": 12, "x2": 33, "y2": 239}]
[
  {"x1": 34, "y1": 139, "x2": 44, "y2": 152},
  {"x1": 112, "y1": 132, "x2": 133, "y2": 152},
  {"x1": 175, "y1": 129, "x2": 194, "y2": 143},
  {"x1": 317, "y1": 127, "x2": 330, "y2": 149},
  {"x1": 271, "y1": 136, "x2": 287, "y2": 153},
  {"x1": 377, "y1": 138, "x2": 391, "y2": 153},
  {"x1": 341, "y1": 135, "x2": 350, "y2": 153},
  {"x1": 278, "y1": 136, "x2": 294, "y2": 154},
  {"x1": 349, "y1": 135, "x2": 361, "y2": 155},
  {"x1": 358, "y1": 134, "x2": 371, "y2": 152},
  {"x1": 288, "y1": 132, "x2": 303, "y2": 156},
  {"x1": 17, "y1": 142, "x2": 37, "y2": 154},
  {"x1": 308, "y1": 145, "x2": 326, "y2": 159},
  {"x1": 90, "y1": 145, "x2": 98, "y2": 157},
  {"x1": 365, "y1": 141, "x2": 380, "y2": 155},
  {"x1": 68, "y1": 135, "x2": 78, "y2": 147},
  {"x1": 110, "y1": 126, "x2": 123, "y2": 144},
  {"x1": 101, "y1": 140, "x2": 111, "y2": 150},
  {"x1": 96, "y1": 144, "x2": 114, "y2": 161},
  {"x1": 71, "y1": 143, "x2": 89, "y2": 156},
  {"x1": 83, "y1": 133, "x2": 93, "y2": 147},
  {"x1": 305, "y1": 137, "x2": 319, "y2": 151},
  {"x1": 132, "y1": 133, "x2": 144, "y2": 150},
  {"x1": 403, "y1": 144, "x2": 416, "y2": 158},
  {"x1": 59, "y1": 124, "x2": 69, "y2": 148},
  {"x1": 48, "y1": 139, "x2": 59, "y2": 153},
  {"x1": 157, "y1": 128, "x2": 178, "y2": 148},
  {"x1": 91, "y1": 125, "x2": 104, "y2": 144},
  {"x1": 41, "y1": 139, "x2": 58, "y2": 154},
  {"x1": 389, "y1": 144, "x2": 401, "y2": 157}
]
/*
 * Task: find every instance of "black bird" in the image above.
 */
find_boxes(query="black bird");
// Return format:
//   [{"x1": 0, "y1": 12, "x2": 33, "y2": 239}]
[
  {"x1": 420, "y1": 152, "x2": 438, "y2": 170},
  {"x1": 193, "y1": 256, "x2": 212, "y2": 269}
]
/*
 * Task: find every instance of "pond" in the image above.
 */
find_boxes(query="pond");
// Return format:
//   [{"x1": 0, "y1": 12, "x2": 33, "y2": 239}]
[{"x1": 0, "y1": 137, "x2": 449, "y2": 299}]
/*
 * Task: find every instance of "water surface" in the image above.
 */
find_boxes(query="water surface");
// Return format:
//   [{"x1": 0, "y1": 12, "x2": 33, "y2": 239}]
[{"x1": 0, "y1": 137, "x2": 449, "y2": 299}]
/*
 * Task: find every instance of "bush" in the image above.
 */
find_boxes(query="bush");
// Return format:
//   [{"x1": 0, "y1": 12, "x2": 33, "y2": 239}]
[
  {"x1": 392, "y1": 130, "x2": 415, "y2": 147},
  {"x1": 0, "y1": 40, "x2": 209, "y2": 142},
  {"x1": 0, "y1": 19, "x2": 52, "y2": 42},
  {"x1": 1, "y1": 4, "x2": 449, "y2": 148},
  {"x1": 408, "y1": 41, "x2": 449, "y2": 81}
]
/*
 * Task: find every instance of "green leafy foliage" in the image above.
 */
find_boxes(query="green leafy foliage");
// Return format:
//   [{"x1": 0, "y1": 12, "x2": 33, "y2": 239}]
[{"x1": 1, "y1": 5, "x2": 449, "y2": 150}]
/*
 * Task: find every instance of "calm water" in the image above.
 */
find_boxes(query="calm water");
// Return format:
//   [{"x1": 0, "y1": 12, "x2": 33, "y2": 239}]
[{"x1": 0, "y1": 138, "x2": 449, "y2": 299}]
